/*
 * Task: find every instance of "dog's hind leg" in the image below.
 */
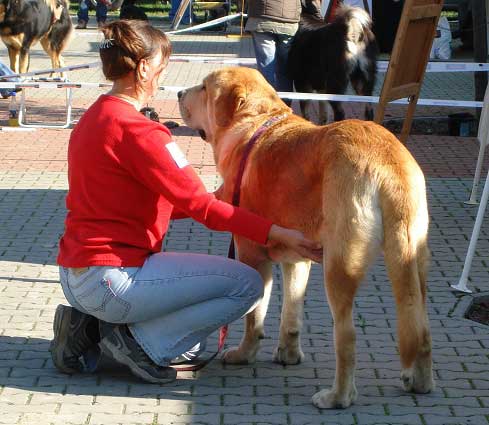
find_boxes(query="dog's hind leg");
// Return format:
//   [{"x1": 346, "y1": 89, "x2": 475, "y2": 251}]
[
  {"x1": 223, "y1": 260, "x2": 273, "y2": 364},
  {"x1": 383, "y1": 213, "x2": 434, "y2": 395},
  {"x1": 312, "y1": 241, "x2": 367, "y2": 408},
  {"x1": 40, "y1": 37, "x2": 63, "y2": 77},
  {"x1": 274, "y1": 260, "x2": 311, "y2": 365},
  {"x1": 313, "y1": 179, "x2": 381, "y2": 409}
]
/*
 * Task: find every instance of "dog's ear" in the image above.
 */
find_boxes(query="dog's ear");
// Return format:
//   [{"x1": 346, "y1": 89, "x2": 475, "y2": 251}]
[{"x1": 214, "y1": 84, "x2": 246, "y2": 128}]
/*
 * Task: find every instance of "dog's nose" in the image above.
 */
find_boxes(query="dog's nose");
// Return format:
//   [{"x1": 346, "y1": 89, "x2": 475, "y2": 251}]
[{"x1": 177, "y1": 90, "x2": 183, "y2": 100}]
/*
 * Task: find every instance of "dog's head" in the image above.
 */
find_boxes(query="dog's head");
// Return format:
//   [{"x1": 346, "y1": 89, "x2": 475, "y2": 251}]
[
  {"x1": 0, "y1": 0, "x2": 9, "y2": 23},
  {"x1": 0, "y1": 0, "x2": 27, "y2": 27},
  {"x1": 178, "y1": 67, "x2": 290, "y2": 145}
]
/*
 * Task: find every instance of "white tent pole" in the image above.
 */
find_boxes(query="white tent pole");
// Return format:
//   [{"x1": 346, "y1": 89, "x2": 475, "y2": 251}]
[{"x1": 452, "y1": 166, "x2": 489, "y2": 293}]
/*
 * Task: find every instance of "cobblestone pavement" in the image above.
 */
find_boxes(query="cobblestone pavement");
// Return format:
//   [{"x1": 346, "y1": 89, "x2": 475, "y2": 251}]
[{"x1": 0, "y1": 16, "x2": 488, "y2": 425}]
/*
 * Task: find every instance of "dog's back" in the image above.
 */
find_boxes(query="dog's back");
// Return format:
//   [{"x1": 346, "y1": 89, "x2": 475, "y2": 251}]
[{"x1": 287, "y1": 5, "x2": 377, "y2": 123}]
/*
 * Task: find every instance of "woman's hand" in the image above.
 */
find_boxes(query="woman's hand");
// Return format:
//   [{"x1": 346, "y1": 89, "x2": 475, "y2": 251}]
[{"x1": 268, "y1": 224, "x2": 323, "y2": 263}]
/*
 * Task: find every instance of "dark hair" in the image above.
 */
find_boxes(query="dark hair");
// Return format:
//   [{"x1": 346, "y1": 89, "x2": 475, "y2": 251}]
[{"x1": 99, "y1": 20, "x2": 172, "y2": 82}]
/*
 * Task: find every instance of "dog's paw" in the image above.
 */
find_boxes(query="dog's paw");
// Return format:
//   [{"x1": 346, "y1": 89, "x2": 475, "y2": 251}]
[
  {"x1": 273, "y1": 345, "x2": 304, "y2": 365},
  {"x1": 401, "y1": 367, "x2": 435, "y2": 394},
  {"x1": 222, "y1": 346, "x2": 256, "y2": 365},
  {"x1": 311, "y1": 387, "x2": 358, "y2": 409}
]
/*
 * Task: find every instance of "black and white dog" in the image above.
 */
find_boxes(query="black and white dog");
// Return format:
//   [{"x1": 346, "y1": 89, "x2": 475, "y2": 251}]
[{"x1": 287, "y1": 5, "x2": 377, "y2": 124}]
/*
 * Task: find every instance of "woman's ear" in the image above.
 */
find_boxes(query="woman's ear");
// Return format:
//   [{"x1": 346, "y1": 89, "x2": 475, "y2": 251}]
[{"x1": 137, "y1": 58, "x2": 149, "y2": 82}]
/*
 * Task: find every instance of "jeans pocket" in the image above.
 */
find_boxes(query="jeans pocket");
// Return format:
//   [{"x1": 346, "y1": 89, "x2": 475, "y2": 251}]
[{"x1": 68, "y1": 267, "x2": 132, "y2": 323}]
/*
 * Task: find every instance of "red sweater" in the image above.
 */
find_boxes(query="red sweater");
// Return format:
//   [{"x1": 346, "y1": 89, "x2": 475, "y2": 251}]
[{"x1": 57, "y1": 95, "x2": 273, "y2": 267}]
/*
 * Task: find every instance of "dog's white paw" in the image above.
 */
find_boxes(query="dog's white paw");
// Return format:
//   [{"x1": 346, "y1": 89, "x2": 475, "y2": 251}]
[
  {"x1": 222, "y1": 346, "x2": 256, "y2": 365},
  {"x1": 273, "y1": 345, "x2": 304, "y2": 365},
  {"x1": 311, "y1": 386, "x2": 358, "y2": 409}
]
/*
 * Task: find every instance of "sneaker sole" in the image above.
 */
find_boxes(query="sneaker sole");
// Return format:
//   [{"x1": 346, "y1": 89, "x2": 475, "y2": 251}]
[
  {"x1": 49, "y1": 305, "x2": 81, "y2": 374},
  {"x1": 100, "y1": 339, "x2": 177, "y2": 384}
]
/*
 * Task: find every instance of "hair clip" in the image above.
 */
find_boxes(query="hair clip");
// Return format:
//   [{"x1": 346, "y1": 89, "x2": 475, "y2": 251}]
[{"x1": 99, "y1": 38, "x2": 115, "y2": 49}]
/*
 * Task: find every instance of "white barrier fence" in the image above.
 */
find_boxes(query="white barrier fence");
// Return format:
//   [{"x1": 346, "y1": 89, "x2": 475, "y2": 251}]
[
  {"x1": 0, "y1": 81, "x2": 483, "y2": 109},
  {"x1": 2, "y1": 57, "x2": 489, "y2": 81}
]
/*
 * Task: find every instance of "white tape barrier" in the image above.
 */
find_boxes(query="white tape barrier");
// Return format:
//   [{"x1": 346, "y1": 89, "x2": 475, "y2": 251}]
[
  {"x1": 0, "y1": 62, "x2": 101, "y2": 80},
  {"x1": 2, "y1": 58, "x2": 489, "y2": 81},
  {"x1": 0, "y1": 45, "x2": 489, "y2": 80},
  {"x1": 166, "y1": 13, "x2": 243, "y2": 35},
  {"x1": 0, "y1": 55, "x2": 489, "y2": 80},
  {"x1": 168, "y1": 59, "x2": 489, "y2": 72},
  {"x1": 0, "y1": 81, "x2": 483, "y2": 108},
  {"x1": 277, "y1": 92, "x2": 483, "y2": 108}
]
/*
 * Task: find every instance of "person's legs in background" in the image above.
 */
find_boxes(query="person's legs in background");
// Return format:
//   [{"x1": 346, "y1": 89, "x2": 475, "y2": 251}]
[
  {"x1": 275, "y1": 33, "x2": 294, "y2": 106},
  {"x1": 96, "y1": 0, "x2": 108, "y2": 27},
  {"x1": 76, "y1": 0, "x2": 90, "y2": 28},
  {"x1": 251, "y1": 31, "x2": 277, "y2": 88}
]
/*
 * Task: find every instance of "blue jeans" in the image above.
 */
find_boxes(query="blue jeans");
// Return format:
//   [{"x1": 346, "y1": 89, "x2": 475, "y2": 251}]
[
  {"x1": 77, "y1": 0, "x2": 107, "y2": 23},
  {"x1": 251, "y1": 31, "x2": 294, "y2": 93},
  {"x1": 59, "y1": 252, "x2": 263, "y2": 366}
]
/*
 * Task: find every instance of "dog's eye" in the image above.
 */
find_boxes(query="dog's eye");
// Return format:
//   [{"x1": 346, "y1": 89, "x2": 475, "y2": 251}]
[{"x1": 201, "y1": 85, "x2": 206, "y2": 91}]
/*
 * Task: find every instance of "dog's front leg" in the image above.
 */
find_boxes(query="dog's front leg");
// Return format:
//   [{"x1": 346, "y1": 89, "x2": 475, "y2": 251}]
[
  {"x1": 299, "y1": 99, "x2": 312, "y2": 122},
  {"x1": 19, "y1": 47, "x2": 30, "y2": 74},
  {"x1": 223, "y1": 260, "x2": 273, "y2": 364},
  {"x1": 318, "y1": 101, "x2": 328, "y2": 125},
  {"x1": 7, "y1": 46, "x2": 20, "y2": 74},
  {"x1": 274, "y1": 260, "x2": 311, "y2": 365}
]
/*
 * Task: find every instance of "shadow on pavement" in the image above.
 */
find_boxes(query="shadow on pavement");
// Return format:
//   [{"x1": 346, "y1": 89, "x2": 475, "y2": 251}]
[
  {"x1": 0, "y1": 335, "x2": 202, "y2": 398},
  {"x1": 0, "y1": 189, "x2": 66, "y2": 266}
]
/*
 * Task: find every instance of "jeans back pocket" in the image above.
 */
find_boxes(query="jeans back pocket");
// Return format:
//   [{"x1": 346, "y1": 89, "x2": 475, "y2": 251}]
[{"x1": 68, "y1": 267, "x2": 132, "y2": 323}]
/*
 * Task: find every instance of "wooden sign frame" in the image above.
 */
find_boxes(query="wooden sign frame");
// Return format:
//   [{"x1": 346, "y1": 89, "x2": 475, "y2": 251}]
[{"x1": 374, "y1": 0, "x2": 443, "y2": 143}]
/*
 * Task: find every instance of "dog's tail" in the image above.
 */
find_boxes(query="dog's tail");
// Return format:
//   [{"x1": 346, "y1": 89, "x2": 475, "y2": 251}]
[{"x1": 332, "y1": 5, "x2": 372, "y2": 45}]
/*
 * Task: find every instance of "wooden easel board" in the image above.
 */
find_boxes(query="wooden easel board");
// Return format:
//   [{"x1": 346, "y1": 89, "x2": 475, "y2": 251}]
[{"x1": 374, "y1": 0, "x2": 443, "y2": 143}]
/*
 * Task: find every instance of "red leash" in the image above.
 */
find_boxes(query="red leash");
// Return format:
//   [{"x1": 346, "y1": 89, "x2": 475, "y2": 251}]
[{"x1": 173, "y1": 114, "x2": 287, "y2": 372}]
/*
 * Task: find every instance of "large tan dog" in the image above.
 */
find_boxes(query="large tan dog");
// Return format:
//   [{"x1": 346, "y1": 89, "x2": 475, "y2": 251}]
[{"x1": 178, "y1": 67, "x2": 434, "y2": 408}]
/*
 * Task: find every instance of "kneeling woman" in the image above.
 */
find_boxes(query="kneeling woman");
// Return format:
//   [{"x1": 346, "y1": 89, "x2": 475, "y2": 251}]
[{"x1": 51, "y1": 19, "x2": 322, "y2": 383}]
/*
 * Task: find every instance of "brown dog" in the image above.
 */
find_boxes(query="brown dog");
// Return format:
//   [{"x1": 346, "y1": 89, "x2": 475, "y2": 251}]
[{"x1": 178, "y1": 67, "x2": 434, "y2": 409}]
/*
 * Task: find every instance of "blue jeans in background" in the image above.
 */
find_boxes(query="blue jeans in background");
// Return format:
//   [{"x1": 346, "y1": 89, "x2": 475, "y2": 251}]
[
  {"x1": 59, "y1": 252, "x2": 264, "y2": 366},
  {"x1": 78, "y1": 0, "x2": 107, "y2": 24},
  {"x1": 251, "y1": 31, "x2": 294, "y2": 93},
  {"x1": 0, "y1": 60, "x2": 21, "y2": 98}
]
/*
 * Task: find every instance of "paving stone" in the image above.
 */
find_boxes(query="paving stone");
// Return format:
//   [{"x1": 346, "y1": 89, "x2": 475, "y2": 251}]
[{"x1": 355, "y1": 413, "x2": 423, "y2": 425}]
